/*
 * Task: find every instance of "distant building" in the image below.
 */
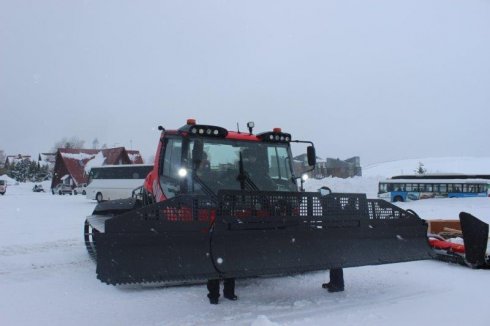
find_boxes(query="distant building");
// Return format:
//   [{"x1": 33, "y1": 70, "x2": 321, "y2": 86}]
[
  {"x1": 4, "y1": 154, "x2": 32, "y2": 168},
  {"x1": 323, "y1": 157, "x2": 362, "y2": 178},
  {"x1": 294, "y1": 154, "x2": 362, "y2": 179},
  {"x1": 51, "y1": 147, "x2": 144, "y2": 189}
]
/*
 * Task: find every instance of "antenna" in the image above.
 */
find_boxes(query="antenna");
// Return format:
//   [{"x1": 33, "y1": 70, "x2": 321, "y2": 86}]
[{"x1": 237, "y1": 122, "x2": 241, "y2": 134}]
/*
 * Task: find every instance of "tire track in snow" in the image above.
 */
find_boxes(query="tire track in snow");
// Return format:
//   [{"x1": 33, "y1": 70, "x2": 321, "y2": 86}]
[
  {"x1": 0, "y1": 238, "x2": 83, "y2": 256},
  {"x1": 177, "y1": 279, "x2": 444, "y2": 326},
  {"x1": 0, "y1": 238, "x2": 92, "y2": 278}
]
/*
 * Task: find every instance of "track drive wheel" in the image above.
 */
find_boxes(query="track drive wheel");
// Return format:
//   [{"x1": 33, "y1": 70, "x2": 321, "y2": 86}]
[{"x1": 84, "y1": 219, "x2": 98, "y2": 260}]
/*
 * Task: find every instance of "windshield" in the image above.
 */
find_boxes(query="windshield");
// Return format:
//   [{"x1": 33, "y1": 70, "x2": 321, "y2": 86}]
[{"x1": 187, "y1": 138, "x2": 297, "y2": 194}]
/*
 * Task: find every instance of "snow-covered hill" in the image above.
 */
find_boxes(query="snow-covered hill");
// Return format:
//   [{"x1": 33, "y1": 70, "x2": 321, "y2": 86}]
[{"x1": 363, "y1": 156, "x2": 490, "y2": 178}]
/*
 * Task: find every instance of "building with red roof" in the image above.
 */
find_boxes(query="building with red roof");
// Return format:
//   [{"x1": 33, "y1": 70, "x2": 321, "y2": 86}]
[{"x1": 51, "y1": 147, "x2": 144, "y2": 189}]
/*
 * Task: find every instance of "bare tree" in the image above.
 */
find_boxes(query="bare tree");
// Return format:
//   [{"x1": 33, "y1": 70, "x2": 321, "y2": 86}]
[
  {"x1": 52, "y1": 136, "x2": 86, "y2": 151},
  {"x1": 0, "y1": 149, "x2": 6, "y2": 164},
  {"x1": 0, "y1": 149, "x2": 6, "y2": 174},
  {"x1": 92, "y1": 138, "x2": 100, "y2": 149}
]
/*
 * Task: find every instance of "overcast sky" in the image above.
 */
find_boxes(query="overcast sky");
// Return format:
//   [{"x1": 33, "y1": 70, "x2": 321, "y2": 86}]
[{"x1": 1, "y1": 0, "x2": 489, "y2": 165}]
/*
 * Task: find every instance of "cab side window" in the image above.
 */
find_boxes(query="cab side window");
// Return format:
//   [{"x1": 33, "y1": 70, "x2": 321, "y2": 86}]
[{"x1": 160, "y1": 138, "x2": 183, "y2": 198}]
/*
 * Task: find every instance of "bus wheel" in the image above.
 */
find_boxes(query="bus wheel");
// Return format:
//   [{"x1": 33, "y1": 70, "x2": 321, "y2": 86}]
[
  {"x1": 394, "y1": 196, "x2": 404, "y2": 202},
  {"x1": 96, "y1": 192, "x2": 103, "y2": 203}
]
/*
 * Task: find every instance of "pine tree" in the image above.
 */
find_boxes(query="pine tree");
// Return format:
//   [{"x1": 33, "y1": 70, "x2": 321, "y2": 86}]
[
  {"x1": 8, "y1": 159, "x2": 31, "y2": 182},
  {"x1": 415, "y1": 162, "x2": 427, "y2": 175}
]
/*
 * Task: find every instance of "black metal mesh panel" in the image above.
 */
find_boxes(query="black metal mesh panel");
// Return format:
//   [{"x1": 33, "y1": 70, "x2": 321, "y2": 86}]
[
  {"x1": 218, "y1": 191, "x2": 370, "y2": 219},
  {"x1": 320, "y1": 193, "x2": 369, "y2": 218},
  {"x1": 219, "y1": 191, "x2": 308, "y2": 217},
  {"x1": 133, "y1": 195, "x2": 215, "y2": 222},
  {"x1": 302, "y1": 196, "x2": 323, "y2": 217},
  {"x1": 127, "y1": 192, "x2": 414, "y2": 223},
  {"x1": 366, "y1": 199, "x2": 411, "y2": 220}
]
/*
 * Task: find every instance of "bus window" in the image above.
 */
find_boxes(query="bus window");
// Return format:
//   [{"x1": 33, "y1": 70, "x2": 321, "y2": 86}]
[
  {"x1": 379, "y1": 183, "x2": 387, "y2": 193},
  {"x1": 448, "y1": 184, "x2": 462, "y2": 193},
  {"x1": 440, "y1": 184, "x2": 447, "y2": 193},
  {"x1": 426, "y1": 184, "x2": 433, "y2": 192},
  {"x1": 387, "y1": 184, "x2": 394, "y2": 192},
  {"x1": 432, "y1": 184, "x2": 439, "y2": 192}
]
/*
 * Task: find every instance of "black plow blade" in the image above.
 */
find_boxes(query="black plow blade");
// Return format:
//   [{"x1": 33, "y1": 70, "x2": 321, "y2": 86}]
[
  {"x1": 459, "y1": 212, "x2": 489, "y2": 268},
  {"x1": 211, "y1": 191, "x2": 432, "y2": 277},
  {"x1": 89, "y1": 192, "x2": 432, "y2": 285}
]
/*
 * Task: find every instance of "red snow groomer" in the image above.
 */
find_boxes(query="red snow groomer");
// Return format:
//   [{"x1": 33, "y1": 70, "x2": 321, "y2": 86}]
[{"x1": 84, "y1": 120, "x2": 432, "y2": 285}]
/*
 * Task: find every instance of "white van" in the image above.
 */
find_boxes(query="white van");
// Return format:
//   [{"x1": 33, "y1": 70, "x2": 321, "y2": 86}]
[{"x1": 85, "y1": 164, "x2": 152, "y2": 202}]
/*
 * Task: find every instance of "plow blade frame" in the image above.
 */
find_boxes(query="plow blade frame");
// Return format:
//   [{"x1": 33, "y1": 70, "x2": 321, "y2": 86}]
[
  {"x1": 211, "y1": 191, "x2": 431, "y2": 277},
  {"x1": 93, "y1": 196, "x2": 218, "y2": 285},
  {"x1": 459, "y1": 212, "x2": 489, "y2": 268},
  {"x1": 90, "y1": 191, "x2": 432, "y2": 285}
]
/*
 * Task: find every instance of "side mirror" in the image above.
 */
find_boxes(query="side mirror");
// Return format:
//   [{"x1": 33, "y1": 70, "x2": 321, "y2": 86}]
[
  {"x1": 307, "y1": 146, "x2": 316, "y2": 166},
  {"x1": 192, "y1": 139, "x2": 204, "y2": 169}
]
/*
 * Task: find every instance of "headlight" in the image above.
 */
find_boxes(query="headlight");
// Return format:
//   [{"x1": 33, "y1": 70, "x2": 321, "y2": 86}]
[{"x1": 178, "y1": 168, "x2": 188, "y2": 177}]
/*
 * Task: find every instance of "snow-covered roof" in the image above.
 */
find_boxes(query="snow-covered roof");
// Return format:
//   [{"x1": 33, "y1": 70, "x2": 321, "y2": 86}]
[
  {"x1": 60, "y1": 174, "x2": 70, "y2": 181},
  {"x1": 61, "y1": 152, "x2": 97, "y2": 161},
  {"x1": 128, "y1": 153, "x2": 143, "y2": 163},
  {"x1": 84, "y1": 152, "x2": 106, "y2": 174}
]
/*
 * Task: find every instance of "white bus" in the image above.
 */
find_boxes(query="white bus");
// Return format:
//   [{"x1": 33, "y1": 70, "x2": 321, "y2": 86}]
[{"x1": 85, "y1": 164, "x2": 153, "y2": 202}]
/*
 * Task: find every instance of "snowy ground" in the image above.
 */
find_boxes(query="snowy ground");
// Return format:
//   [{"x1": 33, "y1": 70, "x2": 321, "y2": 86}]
[{"x1": 1, "y1": 172, "x2": 489, "y2": 326}]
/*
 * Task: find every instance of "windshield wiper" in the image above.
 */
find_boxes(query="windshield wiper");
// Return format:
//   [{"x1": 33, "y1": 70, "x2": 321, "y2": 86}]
[
  {"x1": 237, "y1": 151, "x2": 259, "y2": 191},
  {"x1": 192, "y1": 173, "x2": 218, "y2": 202}
]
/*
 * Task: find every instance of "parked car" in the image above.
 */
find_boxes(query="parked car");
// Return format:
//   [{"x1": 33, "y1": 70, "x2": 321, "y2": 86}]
[
  {"x1": 32, "y1": 184, "x2": 45, "y2": 192},
  {"x1": 51, "y1": 183, "x2": 73, "y2": 195},
  {"x1": 74, "y1": 183, "x2": 87, "y2": 195},
  {"x1": 0, "y1": 179, "x2": 6, "y2": 195}
]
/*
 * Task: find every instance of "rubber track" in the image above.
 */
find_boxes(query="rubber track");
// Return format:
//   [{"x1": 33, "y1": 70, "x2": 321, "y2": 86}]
[{"x1": 83, "y1": 219, "x2": 97, "y2": 261}]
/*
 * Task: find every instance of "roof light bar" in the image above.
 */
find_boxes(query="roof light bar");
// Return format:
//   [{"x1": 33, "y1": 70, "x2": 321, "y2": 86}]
[
  {"x1": 257, "y1": 130, "x2": 292, "y2": 143},
  {"x1": 180, "y1": 123, "x2": 228, "y2": 138}
]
